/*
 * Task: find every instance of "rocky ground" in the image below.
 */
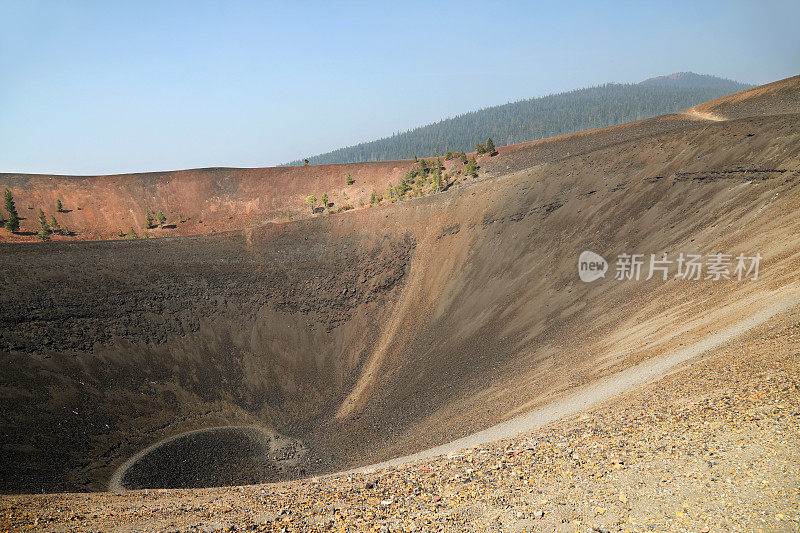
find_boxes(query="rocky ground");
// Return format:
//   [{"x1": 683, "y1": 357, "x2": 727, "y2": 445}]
[{"x1": 2, "y1": 305, "x2": 798, "y2": 532}]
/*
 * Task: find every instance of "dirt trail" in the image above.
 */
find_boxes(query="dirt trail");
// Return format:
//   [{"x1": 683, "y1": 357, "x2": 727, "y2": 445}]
[
  {"x1": 348, "y1": 290, "x2": 800, "y2": 473},
  {"x1": 681, "y1": 108, "x2": 726, "y2": 121}
]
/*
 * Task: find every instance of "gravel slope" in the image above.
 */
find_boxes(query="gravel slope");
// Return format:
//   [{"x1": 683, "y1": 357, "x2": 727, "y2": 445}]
[
  {"x1": 347, "y1": 292, "x2": 800, "y2": 473},
  {"x1": 3, "y1": 297, "x2": 798, "y2": 532}
]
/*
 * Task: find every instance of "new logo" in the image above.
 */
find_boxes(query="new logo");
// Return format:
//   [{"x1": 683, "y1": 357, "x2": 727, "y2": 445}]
[{"x1": 578, "y1": 251, "x2": 608, "y2": 282}]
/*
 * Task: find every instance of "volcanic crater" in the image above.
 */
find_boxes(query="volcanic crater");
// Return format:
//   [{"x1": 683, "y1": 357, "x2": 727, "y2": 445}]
[{"x1": 1, "y1": 76, "x2": 799, "y2": 496}]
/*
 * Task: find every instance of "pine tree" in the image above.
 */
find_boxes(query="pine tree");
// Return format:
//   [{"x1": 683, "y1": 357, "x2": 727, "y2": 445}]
[
  {"x1": 486, "y1": 138, "x2": 496, "y2": 154},
  {"x1": 465, "y1": 158, "x2": 479, "y2": 178},
  {"x1": 321, "y1": 193, "x2": 329, "y2": 209},
  {"x1": 433, "y1": 168, "x2": 444, "y2": 191},
  {"x1": 306, "y1": 195, "x2": 317, "y2": 213},
  {"x1": 37, "y1": 209, "x2": 50, "y2": 241},
  {"x1": 50, "y1": 215, "x2": 61, "y2": 234},
  {"x1": 156, "y1": 210, "x2": 166, "y2": 226},
  {"x1": 346, "y1": 173, "x2": 354, "y2": 185},
  {"x1": 56, "y1": 199, "x2": 63, "y2": 212},
  {"x1": 4, "y1": 189, "x2": 20, "y2": 232},
  {"x1": 145, "y1": 211, "x2": 154, "y2": 228}
]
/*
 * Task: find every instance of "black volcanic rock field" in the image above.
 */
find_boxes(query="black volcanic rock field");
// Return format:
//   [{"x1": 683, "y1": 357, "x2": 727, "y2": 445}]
[
  {"x1": 112, "y1": 426, "x2": 307, "y2": 491},
  {"x1": 0, "y1": 225, "x2": 416, "y2": 492},
  {"x1": 0, "y1": 76, "x2": 799, "y2": 527}
]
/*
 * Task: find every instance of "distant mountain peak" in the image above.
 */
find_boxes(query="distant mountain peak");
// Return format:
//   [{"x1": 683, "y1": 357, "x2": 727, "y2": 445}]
[{"x1": 639, "y1": 72, "x2": 752, "y2": 89}]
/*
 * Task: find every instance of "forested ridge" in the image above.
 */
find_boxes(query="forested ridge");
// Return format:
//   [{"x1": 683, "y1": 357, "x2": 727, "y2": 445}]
[{"x1": 286, "y1": 75, "x2": 751, "y2": 165}]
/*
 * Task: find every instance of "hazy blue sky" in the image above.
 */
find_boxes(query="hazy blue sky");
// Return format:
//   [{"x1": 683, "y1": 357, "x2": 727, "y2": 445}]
[{"x1": 1, "y1": 0, "x2": 798, "y2": 175}]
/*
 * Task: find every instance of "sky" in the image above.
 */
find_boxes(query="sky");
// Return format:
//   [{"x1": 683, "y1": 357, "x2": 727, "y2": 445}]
[{"x1": 1, "y1": 0, "x2": 798, "y2": 175}]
